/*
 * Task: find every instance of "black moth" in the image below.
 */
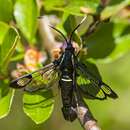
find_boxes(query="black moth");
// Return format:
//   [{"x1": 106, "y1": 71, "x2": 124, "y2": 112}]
[{"x1": 10, "y1": 17, "x2": 118, "y2": 122}]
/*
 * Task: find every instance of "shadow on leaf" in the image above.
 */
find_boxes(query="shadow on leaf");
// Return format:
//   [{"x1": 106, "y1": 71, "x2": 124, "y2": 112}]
[{"x1": 84, "y1": 22, "x2": 116, "y2": 59}]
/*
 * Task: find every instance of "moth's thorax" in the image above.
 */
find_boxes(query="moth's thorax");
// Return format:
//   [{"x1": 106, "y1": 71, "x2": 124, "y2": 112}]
[
  {"x1": 60, "y1": 50, "x2": 74, "y2": 71},
  {"x1": 65, "y1": 42, "x2": 75, "y2": 53},
  {"x1": 59, "y1": 44, "x2": 74, "y2": 83}
]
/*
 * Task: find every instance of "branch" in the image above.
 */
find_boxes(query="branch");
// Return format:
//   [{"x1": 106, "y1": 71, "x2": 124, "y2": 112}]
[
  {"x1": 76, "y1": 103, "x2": 101, "y2": 130},
  {"x1": 73, "y1": 90, "x2": 101, "y2": 130},
  {"x1": 100, "y1": 0, "x2": 111, "y2": 7},
  {"x1": 85, "y1": 17, "x2": 100, "y2": 37},
  {"x1": 83, "y1": 2, "x2": 110, "y2": 39}
]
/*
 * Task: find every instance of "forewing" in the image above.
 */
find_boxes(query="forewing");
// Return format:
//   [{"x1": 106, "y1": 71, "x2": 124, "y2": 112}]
[
  {"x1": 10, "y1": 73, "x2": 32, "y2": 89},
  {"x1": 76, "y1": 62, "x2": 118, "y2": 100},
  {"x1": 10, "y1": 63, "x2": 59, "y2": 90}
]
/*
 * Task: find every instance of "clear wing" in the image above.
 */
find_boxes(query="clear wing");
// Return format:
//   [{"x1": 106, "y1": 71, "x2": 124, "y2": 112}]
[
  {"x1": 10, "y1": 63, "x2": 59, "y2": 92},
  {"x1": 76, "y1": 62, "x2": 118, "y2": 100}
]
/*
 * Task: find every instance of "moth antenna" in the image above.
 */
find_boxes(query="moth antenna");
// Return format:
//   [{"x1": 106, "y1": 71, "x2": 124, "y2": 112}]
[
  {"x1": 69, "y1": 16, "x2": 87, "y2": 44},
  {"x1": 49, "y1": 25, "x2": 68, "y2": 44}
]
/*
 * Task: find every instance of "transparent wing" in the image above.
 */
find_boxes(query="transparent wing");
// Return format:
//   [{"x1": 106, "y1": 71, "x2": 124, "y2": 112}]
[
  {"x1": 10, "y1": 63, "x2": 59, "y2": 91},
  {"x1": 76, "y1": 62, "x2": 118, "y2": 100}
]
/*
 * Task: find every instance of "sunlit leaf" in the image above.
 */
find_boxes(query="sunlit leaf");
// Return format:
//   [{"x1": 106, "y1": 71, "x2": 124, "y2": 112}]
[
  {"x1": 44, "y1": 0, "x2": 100, "y2": 16},
  {"x1": 43, "y1": 0, "x2": 65, "y2": 10},
  {"x1": 0, "y1": 80, "x2": 14, "y2": 119},
  {"x1": 23, "y1": 90, "x2": 54, "y2": 124},
  {"x1": 0, "y1": 25, "x2": 19, "y2": 73},
  {"x1": 14, "y1": 0, "x2": 38, "y2": 43},
  {"x1": 0, "y1": 22, "x2": 9, "y2": 44},
  {"x1": 0, "y1": 0, "x2": 13, "y2": 22}
]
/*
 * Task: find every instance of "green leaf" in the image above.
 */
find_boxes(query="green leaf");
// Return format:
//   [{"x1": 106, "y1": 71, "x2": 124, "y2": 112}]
[
  {"x1": 0, "y1": 0, "x2": 13, "y2": 22},
  {"x1": 85, "y1": 23, "x2": 116, "y2": 59},
  {"x1": 0, "y1": 22, "x2": 19, "y2": 117},
  {"x1": 0, "y1": 22, "x2": 9, "y2": 44},
  {"x1": 0, "y1": 25, "x2": 19, "y2": 73},
  {"x1": 14, "y1": 0, "x2": 38, "y2": 43},
  {"x1": 83, "y1": 21, "x2": 130, "y2": 63},
  {"x1": 104, "y1": 34, "x2": 130, "y2": 62},
  {"x1": 23, "y1": 90, "x2": 54, "y2": 124},
  {"x1": 44, "y1": 0, "x2": 100, "y2": 16},
  {"x1": 43, "y1": 0, "x2": 65, "y2": 10},
  {"x1": 0, "y1": 80, "x2": 14, "y2": 119}
]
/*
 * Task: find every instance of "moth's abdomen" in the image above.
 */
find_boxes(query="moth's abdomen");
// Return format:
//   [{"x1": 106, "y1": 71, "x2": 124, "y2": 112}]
[
  {"x1": 59, "y1": 52, "x2": 77, "y2": 121},
  {"x1": 60, "y1": 75, "x2": 73, "y2": 107},
  {"x1": 59, "y1": 74, "x2": 77, "y2": 121}
]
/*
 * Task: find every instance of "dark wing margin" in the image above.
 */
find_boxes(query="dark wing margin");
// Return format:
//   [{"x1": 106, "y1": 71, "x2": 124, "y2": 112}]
[
  {"x1": 76, "y1": 62, "x2": 118, "y2": 100},
  {"x1": 10, "y1": 73, "x2": 32, "y2": 89},
  {"x1": 10, "y1": 63, "x2": 58, "y2": 91}
]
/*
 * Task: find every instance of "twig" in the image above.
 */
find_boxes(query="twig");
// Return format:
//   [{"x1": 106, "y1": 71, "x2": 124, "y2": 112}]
[
  {"x1": 100, "y1": 0, "x2": 111, "y2": 6},
  {"x1": 83, "y1": 2, "x2": 110, "y2": 39},
  {"x1": 74, "y1": 90, "x2": 101, "y2": 130},
  {"x1": 85, "y1": 16, "x2": 100, "y2": 37},
  {"x1": 76, "y1": 103, "x2": 101, "y2": 130}
]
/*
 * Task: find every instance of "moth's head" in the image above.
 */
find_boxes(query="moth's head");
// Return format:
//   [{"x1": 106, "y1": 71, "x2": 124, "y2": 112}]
[
  {"x1": 49, "y1": 16, "x2": 87, "y2": 47},
  {"x1": 65, "y1": 42, "x2": 75, "y2": 52}
]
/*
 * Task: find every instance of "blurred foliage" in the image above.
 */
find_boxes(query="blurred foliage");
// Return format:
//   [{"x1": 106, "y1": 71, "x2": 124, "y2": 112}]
[{"x1": 0, "y1": 0, "x2": 130, "y2": 130}]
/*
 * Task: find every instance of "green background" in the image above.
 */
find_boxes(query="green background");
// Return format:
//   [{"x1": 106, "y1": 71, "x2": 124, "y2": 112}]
[{"x1": 0, "y1": 0, "x2": 130, "y2": 130}]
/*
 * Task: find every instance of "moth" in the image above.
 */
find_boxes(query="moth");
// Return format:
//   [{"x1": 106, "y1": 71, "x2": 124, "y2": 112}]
[{"x1": 10, "y1": 17, "x2": 118, "y2": 122}]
